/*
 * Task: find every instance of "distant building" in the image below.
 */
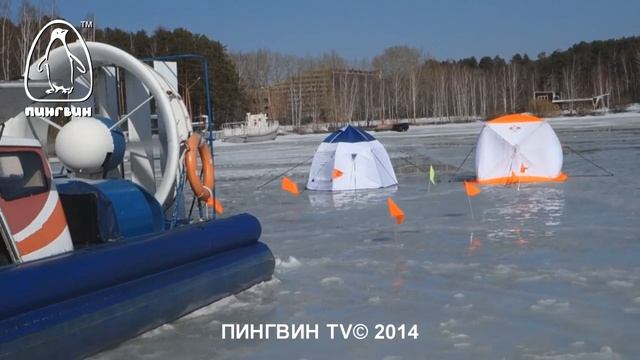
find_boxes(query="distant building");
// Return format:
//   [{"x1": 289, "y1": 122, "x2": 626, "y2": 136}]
[
  {"x1": 534, "y1": 90, "x2": 609, "y2": 112},
  {"x1": 246, "y1": 88, "x2": 272, "y2": 115},
  {"x1": 534, "y1": 91, "x2": 561, "y2": 102},
  {"x1": 247, "y1": 68, "x2": 380, "y2": 126}
]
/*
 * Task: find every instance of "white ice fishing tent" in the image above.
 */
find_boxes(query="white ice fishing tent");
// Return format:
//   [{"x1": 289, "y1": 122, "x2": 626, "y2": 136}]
[
  {"x1": 307, "y1": 125, "x2": 398, "y2": 191},
  {"x1": 475, "y1": 114, "x2": 567, "y2": 184}
]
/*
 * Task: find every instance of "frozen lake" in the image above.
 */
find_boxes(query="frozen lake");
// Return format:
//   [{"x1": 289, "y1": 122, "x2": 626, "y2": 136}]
[{"x1": 95, "y1": 113, "x2": 640, "y2": 360}]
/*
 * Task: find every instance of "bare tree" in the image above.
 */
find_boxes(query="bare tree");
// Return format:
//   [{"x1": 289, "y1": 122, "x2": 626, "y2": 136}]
[
  {"x1": 0, "y1": 0, "x2": 11, "y2": 80},
  {"x1": 373, "y1": 46, "x2": 421, "y2": 121},
  {"x1": 18, "y1": 0, "x2": 40, "y2": 73}
]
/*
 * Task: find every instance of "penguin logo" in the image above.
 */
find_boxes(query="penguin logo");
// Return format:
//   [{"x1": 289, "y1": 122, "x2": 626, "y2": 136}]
[
  {"x1": 24, "y1": 19, "x2": 93, "y2": 102},
  {"x1": 38, "y1": 28, "x2": 86, "y2": 94}
]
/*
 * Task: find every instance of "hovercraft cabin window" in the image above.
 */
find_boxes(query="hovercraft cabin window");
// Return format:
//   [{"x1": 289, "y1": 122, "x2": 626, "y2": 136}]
[{"x1": 0, "y1": 152, "x2": 48, "y2": 201}]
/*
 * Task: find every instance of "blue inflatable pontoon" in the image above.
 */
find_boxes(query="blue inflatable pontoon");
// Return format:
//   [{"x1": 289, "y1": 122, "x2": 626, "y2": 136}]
[{"x1": 0, "y1": 176, "x2": 274, "y2": 359}]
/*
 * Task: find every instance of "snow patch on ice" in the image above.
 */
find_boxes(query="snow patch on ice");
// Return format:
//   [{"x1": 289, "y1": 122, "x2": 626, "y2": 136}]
[
  {"x1": 622, "y1": 307, "x2": 640, "y2": 314},
  {"x1": 423, "y1": 261, "x2": 480, "y2": 274},
  {"x1": 444, "y1": 303, "x2": 473, "y2": 312},
  {"x1": 382, "y1": 355, "x2": 404, "y2": 360},
  {"x1": 181, "y1": 277, "x2": 281, "y2": 320},
  {"x1": 494, "y1": 264, "x2": 516, "y2": 276},
  {"x1": 518, "y1": 274, "x2": 550, "y2": 282},
  {"x1": 454, "y1": 293, "x2": 465, "y2": 299},
  {"x1": 523, "y1": 346, "x2": 620, "y2": 360},
  {"x1": 368, "y1": 296, "x2": 382, "y2": 305},
  {"x1": 382, "y1": 356, "x2": 404, "y2": 360},
  {"x1": 320, "y1": 276, "x2": 344, "y2": 287},
  {"x1": 181, "y1": 296, "x2": 237, "y2": 320},
  {"x1": 439, "y1": 318, "x2": 459, "y2": 328},
  {"x1": 450, "y1": 333, "x2": 470, "y2": 341},
  {"x1": 607, "y1": 280, "x2": 634, "y2": 289},
  {"x1": 354, "y1": 258, "x2": 380, "y2": 268},
  {"x1": 140, "y1": 323, "x2": 175, "y2": 339},
  {"x1": 530, "y1": 298, "x2": 570, "y2": 313},
  {"x1": 276, "y1": 256, "x2": 302, "y2": 271},
  {"x1": 442, "y1": 328, "x2": 473, "y2": 350},
  {"x1": 550, "y1": 269, "x2": 588, "y2": 286}
]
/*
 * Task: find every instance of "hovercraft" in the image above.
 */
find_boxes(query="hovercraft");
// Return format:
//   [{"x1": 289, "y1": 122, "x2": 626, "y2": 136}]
[{"x1": 0, "y1": 38, "x2": 274, "y2": 359}]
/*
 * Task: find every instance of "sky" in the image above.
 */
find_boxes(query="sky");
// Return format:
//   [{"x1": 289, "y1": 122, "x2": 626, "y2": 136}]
[{"x1": 43, "y1": 0, "x2": 640, "y2": 61}]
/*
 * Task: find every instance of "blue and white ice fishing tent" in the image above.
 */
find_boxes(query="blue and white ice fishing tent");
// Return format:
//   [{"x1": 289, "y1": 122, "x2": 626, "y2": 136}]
[{"x1": 307, "y1": 125, "x2": 398, "y2": 191}]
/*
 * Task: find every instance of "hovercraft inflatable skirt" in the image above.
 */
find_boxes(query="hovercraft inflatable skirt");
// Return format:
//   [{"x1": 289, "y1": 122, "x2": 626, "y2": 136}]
[{"x1": 0, "y1": 214, "x2": 274, "y2": 359}]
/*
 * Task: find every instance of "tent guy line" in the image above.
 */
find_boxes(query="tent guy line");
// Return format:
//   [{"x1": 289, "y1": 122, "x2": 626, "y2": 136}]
[
  {"x1": 563, "y1": 144, "x2": 615, "y2": 177},
  {"x1": 256, "y1": 154, "x2": 315, "y2": 190},
  {"x1": 448, "y1": 145, "x2": 475, "y2": 182}
]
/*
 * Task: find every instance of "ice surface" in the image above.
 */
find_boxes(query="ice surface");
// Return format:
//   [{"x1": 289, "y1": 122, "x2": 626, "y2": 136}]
[{"x1": 93, "y1": 114, "x2": 640, "y2": 359}]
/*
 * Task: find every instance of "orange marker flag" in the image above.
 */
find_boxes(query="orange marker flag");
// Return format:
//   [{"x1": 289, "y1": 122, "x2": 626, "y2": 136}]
[
  {"x1": 464, "y1": 181, "x2": 481, "y2": 197},
  {"x1": 207, "y1": 197, "x2": 224, "y2": 215},
  {"x1": 332, "y1": 168, "x2": 344, "y2": 179},
  {"x1": 281, "y1": 176, "x2": 300, "y2": 197},
  {"x1": 468, "y1": 238, "x2": 481, "y2": 252},
  {"x1": 520, "y1": 163, "x2": 528, "y2": 174},
  {"x1": 387, "y1": 197, "x2": 405, "y2": 225}
]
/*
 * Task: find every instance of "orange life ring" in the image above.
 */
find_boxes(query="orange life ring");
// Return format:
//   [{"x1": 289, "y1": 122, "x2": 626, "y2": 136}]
[{"x1": 185, "y1": 133, "x2": 215, "y2": 201}]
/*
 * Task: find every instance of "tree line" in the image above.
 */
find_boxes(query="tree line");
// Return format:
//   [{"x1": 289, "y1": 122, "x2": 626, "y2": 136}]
[{"x1": 235, "y1": 38, "x2": 640, "y2": 124}]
